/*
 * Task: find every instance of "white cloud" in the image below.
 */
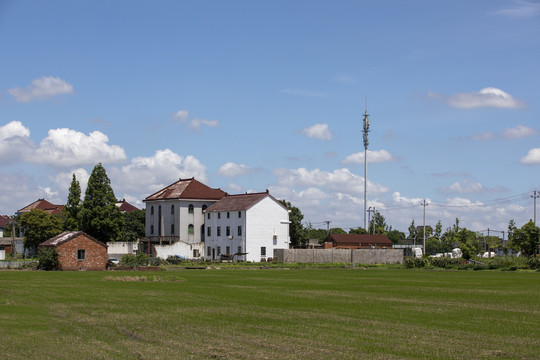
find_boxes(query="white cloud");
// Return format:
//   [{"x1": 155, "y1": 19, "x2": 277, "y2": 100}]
[
  {"x1": 218, "y1": 162, "x2": 255, "y2": 177},
  {"x1": 108, "y1": 149, "x2": 208, "y2": 195},
  {"x1": 53, "y1": 168, "x2": 90, "y2": 198},
  {"x1": 172, "y1": 110, "x2": 189, "y2": 121},
  {"x1": 302, "y1": 123, "x2": 332, "y2": 141},
  {"x1": 0, "y1": 121, "x2": 35, "y2": 163},
  {"x1": 172, "y1": 109, "x2": 219, "y2": 130},
  {"x1": 520, "y1": 148, "x2": 540, "y2": 165},
  {"x1": 7, "y1": 76, "x2": 74, "y2": 102},
  {"x1": 342, "y1": 149, "x2": 396, "y2": 164},
  {"x1": 502, "y1": 125, "x2": 538, "y2": 139},
  {"x1": 36, "y1": 128, "x2": 127, "y2": 167},
  {"x1": 492, "y1": 1, "x2": 540, "y2": 17},
  {"x1": 471, "y1": 132, "x2": 495, "y2": 141},
  {"x1": 439, "y1": 180, "x2": 508, "y2": 194},
  {"x1": 429, "y1": 87, "x2": 526, "y2": 109}
]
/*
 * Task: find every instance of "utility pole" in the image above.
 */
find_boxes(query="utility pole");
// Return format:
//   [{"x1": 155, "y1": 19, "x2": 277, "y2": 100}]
[
  {"x1": 362, "y1": 101, "x2": 370, "y2": 231},
  {"x1": 367, "y1": 207, "x2": 375, "y2": 234},
  {"x1": 325, "y1": 221, "x2": 331, "y2": 235},
  {"x1": 532, "y1": 191, "x2": 539, "y2": 224},
  {"x1": 421, "y1": 200, "x2": 428, "y2": 255}
]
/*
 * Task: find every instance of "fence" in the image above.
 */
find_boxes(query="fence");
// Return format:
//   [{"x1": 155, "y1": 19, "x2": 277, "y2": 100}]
[{"x1": 274, "y1": 248, "x2": 403, "y2": 264}]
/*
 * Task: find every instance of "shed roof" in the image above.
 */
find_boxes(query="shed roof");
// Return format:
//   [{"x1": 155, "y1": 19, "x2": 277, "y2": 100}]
[
  {"x1": 40, "y1": 231, "x2": 107, "y2": 248},
  {"x1": 144, "y1": 178, "x2": 226, "y2": 202},
  {"x1": 0, "y1": 215, "x2": 12, "y2": 227},
  {"x1": 325, "y1": 234, "x2": 393, "y2": 246},
  {"x1": 116, "y1": 199, "x2": 139, "y2": 212}
]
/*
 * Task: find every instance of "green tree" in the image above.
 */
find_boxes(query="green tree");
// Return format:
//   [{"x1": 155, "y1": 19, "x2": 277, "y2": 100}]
[
  {"x1": 37, "y1": 247, "x2": 58, "y2": 270},
  {"x1": 349, "y1": 227, "x2": 367, "y2": 235},
  {"x1": 123, "y1": 209, "x2": 146, "y2": 242},
  {"x1": 19, "y1": 209, "x2": 63, "y2": 253},
  {"x1": 81, "y1": 163, "x2": 124, "y2": 242},
  {"x1": 280, "y1": 200, "x2": 306, "y2": 248},
  {"x1": 305, "y1": 225, "x2": 328, "y2": 243},
  {"x1": 434, "y1": 220, "x2": 443, "y2": 239},
  {"x1": 369, "y1": 211, "x2": 388, "y2": 235},
  {"x1": 64, "y1": 173, "x2": 82, "y2": 231},
  {"x1": 425, "y1": 237, "x2": 443, "y2": 255},
  {"x1": 408, "y1": 220, "x2": 416, "y2": 239},
  {"x1": 329, "y1": 227, "x2": 346, "y2": 234},
  {"x1": 387, "y1": 229, "x2": 405, "y2": 243},
  {"x1": 507, "y1": 219, "x2": 516, "y2": 239},
  {"x1": 509, "y1": 220, "x2": 540, "y2": 256}
]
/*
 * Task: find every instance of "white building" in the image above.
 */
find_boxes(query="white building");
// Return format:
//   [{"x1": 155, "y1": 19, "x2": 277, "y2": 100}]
[
  {"x1": 204, "y1": 191, "x2": 290, "y2": 262},
  {"x1": 143, "y1": 178, "x2": 226, "y2": 259}
]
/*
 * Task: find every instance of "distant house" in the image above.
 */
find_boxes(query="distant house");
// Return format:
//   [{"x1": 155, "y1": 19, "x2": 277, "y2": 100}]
[
  {"x1": 115, "y1": 199, "x2": 139, "y2": 213},
  {"x1": 204, "y1": 191, "x2": 290, "y2": 262},
  {"x1": 323, "y1": 234, "x2": 393, "y2": 249},
  {"x1": 17, "y1": 199, "x2": 64, "y2": 216},
  {"x1": 142, "y1": 178, "x2": 227, "y2": 258},
  {"x1": 0, "y1": 215, "x2": 12, "y2": 237},
  {"x1": 40, "y1": 231, "x2": 108, "y2": 271}
]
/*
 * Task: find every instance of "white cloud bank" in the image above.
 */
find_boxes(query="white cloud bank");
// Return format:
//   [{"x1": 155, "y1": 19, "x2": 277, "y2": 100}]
[
  {"x1": 492, "y1": 1, "x2": 540, "y2": 18},
  {"x1": 429, "y1": 87, "x2": 526, "y2": 109},
  {"x1": 342, "y1": 149, "x2": 396, "y2": 164},
  {"x1": 302, "y1": 123, "x2": 332, "y2": 141},
  {"x1": 218, "y1": 162, "x2": 255, "y2": 177},
  {"x1": 439, "y1": 180, "x2": 508, "y2": 194},
  {"x1": 7, "y1": 76, "x2": 74, "y2": 102},
  {"x1": 520, "y1": 148, "x2": 540, "y2": 165},
  {"x1": 502, "y1": 125, "x2": 538, "y2": 139}
]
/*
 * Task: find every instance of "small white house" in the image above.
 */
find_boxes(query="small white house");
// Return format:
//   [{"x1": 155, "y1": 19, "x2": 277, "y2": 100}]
[{"x1": 204, "y1": 191, "x2": 290, "y2": 262}]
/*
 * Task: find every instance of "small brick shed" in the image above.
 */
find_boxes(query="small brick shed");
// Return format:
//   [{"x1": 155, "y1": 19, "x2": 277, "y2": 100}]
[{"x1": 40, "y1": 231, "x2": 108, "y2": 271}]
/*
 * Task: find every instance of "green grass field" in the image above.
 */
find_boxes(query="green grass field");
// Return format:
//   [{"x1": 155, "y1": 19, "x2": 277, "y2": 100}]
[{"x1": 0, "y1": 268, "x2": 538, "y2": 359}]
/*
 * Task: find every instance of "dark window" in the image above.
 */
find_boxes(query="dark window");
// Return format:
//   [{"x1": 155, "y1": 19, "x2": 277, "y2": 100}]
[
  {"x1": 238, "y1": 211, "x2": 242, "y2": 218},
  {"x1": 77, "y1": 249, "x2": 86, "y2": 260},
  {"x1": 207, "y1": 246, "x2": 211, "y2": 257},
  {"x1": 150, "y1": 225, "x2": 154, "y2": 235},
  {"x1": 226, "y1": 246, "x2": 230, "y2": 255},
  {"x1": 207, "y1": 227, "x2": 211, "y2": 236},
  {"x1": 261, "y1": 247, "x2": 266, "y2": 256},
  {"x1": 188, "y1": 204, "x2": 194, "y2": 214},
  {"x1": 226, "y1": 226, "x2": 230, "y2": 236},
  {"x1": 218, "y1": 212, "x2": 221, "y2": 219},
  {"x1": 193, "y1": 249, "x2": 200, "y2": 257},
  {"x1": 202, "y1": 205, "x2": 207, "y2": 212},
  {"x1": 238, "y1": 226, "x2": 242, "y2": 236},
  {"x1": 237, "y1": 246, "x2": 242, "y2": 254},
  {"x1": 188, "y1": 224, "x2": 194, "y2": 234},
  {"x1": 217, "y1": 226, "x2": 221, "y2": 236},
  {"x1": 207, "y1": 213, "x2": 211, "y2": 219},
  {"x1": 227, "y1": 212, "x2": 230, "y2": 218},
  {"x1": 150, "y1": 206, "x2": 154, "y2": 215},
  {"x1": 217, "y1": 246, "x2": 221, "y2": 255},
  {"x1": 171, "y1": 224, "x2": 175, "y2": 235}
]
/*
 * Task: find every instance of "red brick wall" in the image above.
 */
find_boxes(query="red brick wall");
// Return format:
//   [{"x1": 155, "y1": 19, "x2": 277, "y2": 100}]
[{"x1": 56, "y1": 235, "x2": 108, "y2": 271}]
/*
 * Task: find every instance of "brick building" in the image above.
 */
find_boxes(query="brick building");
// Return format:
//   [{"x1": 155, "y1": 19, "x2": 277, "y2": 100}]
[
  {"x1": 322, "y1": 234, "x2": 393, "y2": 249},
  {"x1": 40, "y1": 231, "x2": 108, "y2": 271}
]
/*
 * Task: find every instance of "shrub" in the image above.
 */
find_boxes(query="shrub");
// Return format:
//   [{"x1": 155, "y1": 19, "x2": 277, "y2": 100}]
[
  {"x1": 404, "y1": 257, "x2": 429, "y2": 268},
  {"x1": 527, "y1": 257, "x2": 540, "y2": 270},
  {"x1": 37, "y1": 247, "x2": 58, "y2": 270},
  {"x1": 429, "y1": 257, "x2": 463, "y2": 269},
  {"x1": 121, "y1": 253, "x2": 150, "y2": 267}
]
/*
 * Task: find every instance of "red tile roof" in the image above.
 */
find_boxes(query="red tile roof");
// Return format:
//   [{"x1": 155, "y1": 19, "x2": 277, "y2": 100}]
[
  {"x1": 205, "y1": 191, "x2": 286, "y2": 212},
  {"x1": 0, "y1": 215, "x2": 12, "y2": 227},
  {"x1": 326, "y1": 234, "x2": 393, "y2": 247},
  {"x1": 116, "y1": 199, "x2": 139, "y2": 212},
  {"x1": 40, "y1": 231, "x2": 107, "y2": 248},
  {"x1": 144, "y1": 178, "x2": 227, "y2": 202},
  {"x1": 17, "y1": 199, "x2": 64, "y2": 215}
]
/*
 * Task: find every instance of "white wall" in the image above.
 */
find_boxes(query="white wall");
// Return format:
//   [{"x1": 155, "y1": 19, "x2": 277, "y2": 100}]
[
  {"x1": 154, "y1": 241, "x2": 204, "y2": 260},
  {"x1": 107, "y1": 241, "x2": 138, "y2": 257}
]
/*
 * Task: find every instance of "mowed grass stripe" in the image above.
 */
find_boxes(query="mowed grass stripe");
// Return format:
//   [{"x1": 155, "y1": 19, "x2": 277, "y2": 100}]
[{"x1": 0, "y1": 269, "x2": 538, "y2": 359}]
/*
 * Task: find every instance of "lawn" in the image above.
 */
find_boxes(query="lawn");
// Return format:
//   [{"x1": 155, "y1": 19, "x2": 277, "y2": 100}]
[{"x1": 0, "y1": 268, "x2": 538, "y2": 359}]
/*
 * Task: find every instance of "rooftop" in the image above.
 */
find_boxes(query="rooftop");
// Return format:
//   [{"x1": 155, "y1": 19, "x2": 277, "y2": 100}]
[{"x1": 144, "y1": 178, "x2": 227, "y2": 202}]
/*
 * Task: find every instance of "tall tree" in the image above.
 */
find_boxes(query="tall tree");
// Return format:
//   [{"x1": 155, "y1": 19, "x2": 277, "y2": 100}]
[
  {"x1": 386, "y1": 229, "x2": 405, "y2": 243},
  {"x1": 280, "y1": 200, "x2": 306, "y2": 248},
  {"x1": 123, "y1": 209, "x2": 146, "y2": 242},
  {"x1": 408, "y1": 220, "x2": 416, "y2": 239},
  {"x1": 81, "y1": 163, "x2": 124, "y2": 242},
  {"x1": 434, "y1": 220, "x2": 443, "y2": 239},
  {"x1": 64, "y1": 173, "x2": 82, "y2": 231},
  {"x1": 349, "y1": 227, "x2": 368, "y2": 235},
  {"x1": 369, "y1": 211, "x2": 388, "y2": 235},
  {"x1": 509, "y1": 220, "x2": 539, "y2": 256},
  {"x1": 20, "y1": 210, "x2": 63, "y2": 253},
  {"x1": 507, "y1": 219, "x2": 516, "y2": 239}
]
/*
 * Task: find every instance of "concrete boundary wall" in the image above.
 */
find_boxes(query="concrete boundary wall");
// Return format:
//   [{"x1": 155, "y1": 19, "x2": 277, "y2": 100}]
[{"x1": 274, "y1": 248, "x2": 403, "y2": 264}]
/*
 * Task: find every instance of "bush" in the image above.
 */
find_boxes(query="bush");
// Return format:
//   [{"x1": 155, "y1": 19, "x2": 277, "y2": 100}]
[
  {"x1": 429, "y1": 257, "x2": 463, "y2": 269},
  {"x1": 404, "y1": 257, "x2": 429, "y2": 268},
  {"x1": 37, "y1": 247, "x2": 58, "y2": 270},
  {"x1": 121, "y1": 253, "x2": 150, "y2": 267},
  {"x1": 527, "y1": 257, "x2": 540, "y2": 270}
]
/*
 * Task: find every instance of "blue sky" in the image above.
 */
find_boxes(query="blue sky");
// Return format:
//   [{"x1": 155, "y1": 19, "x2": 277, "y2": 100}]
[{"x1": 1, "y1": 0, "x2": 539, "y2": 236}]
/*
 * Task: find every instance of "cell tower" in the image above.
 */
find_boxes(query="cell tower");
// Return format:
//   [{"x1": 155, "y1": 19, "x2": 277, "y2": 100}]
[{"x1": 362, "y1": 102, "x2": 370, "y2": 231}]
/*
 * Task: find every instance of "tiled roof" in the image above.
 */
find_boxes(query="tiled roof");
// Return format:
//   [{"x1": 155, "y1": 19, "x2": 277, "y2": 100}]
[
  {"x1": 326, "y1": 234, "x2": 393, "y2": 246},
  {"x1": 116, "y1": 199, "x2": 139, "y2": 212},
  {"x1": 40, "y1": 231, "x2": 107, "y2": 248},
  {"x1": 17, "y1": 199, "x2": 64, "y2": 215},
  {"x1": 0, "y1": 215, "x2": 12, "y2": 227},
  {"x1": 205, "y1": 191, "x2": 286, "y2": 212},
  {"x1": 144, "y1": 178, "x2": 227, "y2": 202}
]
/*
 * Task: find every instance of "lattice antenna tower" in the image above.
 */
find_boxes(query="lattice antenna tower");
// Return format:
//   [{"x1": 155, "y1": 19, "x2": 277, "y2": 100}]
[{"x1": 362, "y1": 98, "x2": 370, "y2": 230}]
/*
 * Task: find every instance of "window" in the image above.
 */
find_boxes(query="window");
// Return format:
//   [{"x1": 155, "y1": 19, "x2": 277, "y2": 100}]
[
  {"x1": 207, "y1": 213, "x2": 211, "y2": 219},
  {"x1": 158, "y1": 206, "x2": 162, "y2": 235},
  {"x1": 238, "y1": 211, "x2": 242, "y2": 218},
  {"x1": 207, "y1": 246, "x2": 211, "y2": 257},
  {"x1": 217, "y1": 226, "x2": 221, "y2": 236},
  {"x1": 227, "y1": 212, "x2": 230, "y2": 218},
  {"x1": 77, "y1": 249, "x2": 86, "y2": 260},
  {"x1": 188, "y1": 224, "x2": 194, "y2": 234},
  {"x1": 226, "y1": 246, "x2": 230, "y2": 255},
  {"x1": 202, "y1": 205, "x2": 207, "y2": 212},
  {"x1": 261, "y1": 247, "x2": 266, "y2": 257},
  {"x1": 238, "y1": 226, "x2": 242, "y2": 236},
  {"x1": 217, "y1": 246, "x2": 221, "y2": 255},
  {"x1": 171, "y1": 224, "x2": 175, "y2": 235},
  {"x1": 237, "y1": 246, "x2": 242, "y2": 254},
  {"x1": 273, "y1": 235, "x2": 277, "y2": 245},
  {"x1": 207, "y1": 226, "x2": 211, "y2": 236},
  {"x1": 171, "y1": 205, "x2": 174, "y2": 214},
  {"x1": 218, "y1": 212, "x2": 221, "y2": 219},
  {"x1": 150, "y1": 206, "x2": 154, "y2": 215},
  {"x1": 226, "y1": 226, "x2": 230, "y2": 236},
  {"x1": 188, "y1": 204, "x2": 194, "y2": 214},
  {"x1": 150, "y1": 225, "x2": 154, "y2": 235},
  {"x1": 193, "y1": 249, "x2": 200, "y2": 258}
]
